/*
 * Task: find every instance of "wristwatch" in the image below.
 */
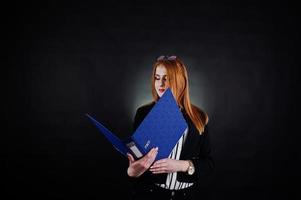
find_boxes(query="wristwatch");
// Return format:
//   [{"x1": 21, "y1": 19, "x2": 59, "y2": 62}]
[{"x1": 187, "y1": 160, "x2": 195, "y2": 175}]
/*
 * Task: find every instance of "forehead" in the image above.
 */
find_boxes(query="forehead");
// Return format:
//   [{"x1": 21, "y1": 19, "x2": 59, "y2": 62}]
[{"x1": 155, "y1": 65, "x2": 167, "y2": 75}]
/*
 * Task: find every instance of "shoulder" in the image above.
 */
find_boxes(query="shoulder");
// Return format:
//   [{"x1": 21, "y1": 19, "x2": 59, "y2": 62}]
[{"x1": 135, "y1": 101, "x2": 155, "y2": 116}]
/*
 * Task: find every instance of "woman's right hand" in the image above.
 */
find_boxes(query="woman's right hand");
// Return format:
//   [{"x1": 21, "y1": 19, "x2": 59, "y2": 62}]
[{"x1": 127, "y1": 147, "x2": 158, "y2": 177}]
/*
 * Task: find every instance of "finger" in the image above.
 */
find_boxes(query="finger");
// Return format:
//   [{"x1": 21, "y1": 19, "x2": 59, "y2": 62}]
[
  {"x1": 151, "y1": 169, "x2": 167, "y2": 174},
  {"x1": 149, "y1": 147, "x2": 159, "y2": 156},
  {"x1": 143, "y1": 148, "x2": 158, "y2": 167},
  {"x1": 127, "y1": 153, "x2": 135, "y2": 164},
  {"x1": 146, "y1": 147, "x2": 158, "y2": 160},
  {"x1": 150, "y1": 162, "x2": 167, "y2": 169},
  {"x1": 148, "y1": 148, "x2": 158, "y2": 164},
  {"x1": 142, "y1": 148, "x2": 154, "y2": 162},
  {"x1": 149, "y1": 165, "x2": 166, "y2": 171},
  {"x1": 151, "y1": 147, "x2": 159, "y2": 158},
  {"x1": 152, "y1": 159, "x2": 167, "y2": 167}
]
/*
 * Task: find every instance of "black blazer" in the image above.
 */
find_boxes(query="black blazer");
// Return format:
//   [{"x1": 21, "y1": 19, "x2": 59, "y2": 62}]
[{"x1": 129, "y1": 102, "x2": 214, "y2": 186}]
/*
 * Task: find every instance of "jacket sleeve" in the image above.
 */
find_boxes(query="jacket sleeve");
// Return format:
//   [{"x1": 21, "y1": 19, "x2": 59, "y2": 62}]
[
  {"x1": 191, "y1": 124, "x2": 215, "y2": 180},
  {"x1": 178, "y1": 123, "x2": 215, "y2": 182}
]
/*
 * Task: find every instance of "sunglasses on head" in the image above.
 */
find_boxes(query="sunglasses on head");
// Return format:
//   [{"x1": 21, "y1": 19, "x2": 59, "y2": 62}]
[{"x1": 156, "y1": 55, "x2": 177, "y2": 61}]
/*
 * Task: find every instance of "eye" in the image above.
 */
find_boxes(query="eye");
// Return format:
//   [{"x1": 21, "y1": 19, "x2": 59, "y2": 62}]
[{"x1": 154, "y1": 76, "x2": 160, "y2": 80}]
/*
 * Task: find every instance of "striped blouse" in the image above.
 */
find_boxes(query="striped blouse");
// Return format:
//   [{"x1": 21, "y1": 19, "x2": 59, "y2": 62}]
[{"x1": 156, "y1": 128, "x2": 194, "y2": 190}]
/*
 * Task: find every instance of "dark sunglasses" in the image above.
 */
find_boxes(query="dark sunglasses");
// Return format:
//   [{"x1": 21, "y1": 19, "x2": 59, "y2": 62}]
[{"x1": 156, "y1": 55, "x2": 177, "y2": 61}]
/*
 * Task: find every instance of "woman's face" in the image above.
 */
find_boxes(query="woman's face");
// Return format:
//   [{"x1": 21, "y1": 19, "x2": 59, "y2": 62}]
[{"x1": 154, "y1": 65, "x2": 169, "y2": 97}]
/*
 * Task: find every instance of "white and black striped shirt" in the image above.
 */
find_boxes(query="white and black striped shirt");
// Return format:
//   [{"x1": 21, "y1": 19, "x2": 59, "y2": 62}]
[{"x1": 156, "y1": 128, "x2": 194, "y2": 190}]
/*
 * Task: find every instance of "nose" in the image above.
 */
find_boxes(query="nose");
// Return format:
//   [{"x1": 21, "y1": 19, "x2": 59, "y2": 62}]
[{"x1": 160, "y1": 78, "x2": 165, "y2": 86}]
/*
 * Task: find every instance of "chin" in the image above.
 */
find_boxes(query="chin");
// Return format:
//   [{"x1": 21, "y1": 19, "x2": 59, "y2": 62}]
[{"x1": 156, "y1": 91, "x2": 162, "y2": 97}]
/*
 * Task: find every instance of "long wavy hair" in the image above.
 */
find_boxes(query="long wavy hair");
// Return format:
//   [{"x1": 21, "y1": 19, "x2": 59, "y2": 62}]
[{"x1": 151, "y1": 56, "x2": 208, "y2": 134}]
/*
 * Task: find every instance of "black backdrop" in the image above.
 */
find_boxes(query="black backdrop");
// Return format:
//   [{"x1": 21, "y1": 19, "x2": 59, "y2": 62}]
[{"x1": 6, "y1": 1, "x2": 298, "y2": 199}]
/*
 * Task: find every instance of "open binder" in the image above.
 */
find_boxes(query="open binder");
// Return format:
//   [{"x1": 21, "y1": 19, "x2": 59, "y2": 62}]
[{"x1": 86, "y1": 88, "x2": 188, "y2": 161}]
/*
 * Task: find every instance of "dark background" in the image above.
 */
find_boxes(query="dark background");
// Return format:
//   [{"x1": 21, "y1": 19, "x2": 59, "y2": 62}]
[{"x1": 5, "y1": 1, "x2": 299, "y2": 199}]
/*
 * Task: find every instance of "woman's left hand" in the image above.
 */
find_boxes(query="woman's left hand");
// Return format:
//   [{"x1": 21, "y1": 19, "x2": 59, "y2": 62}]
[{"x1": 149, "y1": 158, "x2": 189, "y2": 174}]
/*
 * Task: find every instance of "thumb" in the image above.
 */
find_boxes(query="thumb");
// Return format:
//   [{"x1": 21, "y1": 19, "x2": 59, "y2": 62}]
[{"x1": 127, "y1": 153, "x2": 135, "y2": 164}]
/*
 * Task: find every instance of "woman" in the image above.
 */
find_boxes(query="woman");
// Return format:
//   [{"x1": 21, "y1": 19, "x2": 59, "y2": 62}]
[{"x1": 127, "y1": 55, "x2": 214, "y2": 200}]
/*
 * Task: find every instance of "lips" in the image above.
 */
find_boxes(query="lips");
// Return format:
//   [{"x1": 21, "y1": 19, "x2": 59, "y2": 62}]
[{"x1": 159, "y1": 89, "x2": 165, "y2": 93}]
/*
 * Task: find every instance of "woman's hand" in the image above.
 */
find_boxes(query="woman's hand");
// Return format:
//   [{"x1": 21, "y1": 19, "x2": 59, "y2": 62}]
[
  {"x1": 149, "y1": 158, "x2": 189, "y2": 174},
  {"x1": 127, "y1": 147, "x2": 158, "y2": 177}
]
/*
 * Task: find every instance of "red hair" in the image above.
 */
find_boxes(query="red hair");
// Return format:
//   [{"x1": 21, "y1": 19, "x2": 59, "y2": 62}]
[{"x1": 151, "y1": 56, "x2": 208, "y2": 134}]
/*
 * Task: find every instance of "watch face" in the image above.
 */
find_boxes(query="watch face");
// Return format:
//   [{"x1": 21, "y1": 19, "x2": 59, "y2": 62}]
[{"x1": 188, "y1": 166, "x2": 195, "y2": 175}]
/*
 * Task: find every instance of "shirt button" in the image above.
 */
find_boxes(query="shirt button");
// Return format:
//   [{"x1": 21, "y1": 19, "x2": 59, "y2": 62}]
[{"x1": 171, "y1": 191, "x2": 175, "y2": 196}]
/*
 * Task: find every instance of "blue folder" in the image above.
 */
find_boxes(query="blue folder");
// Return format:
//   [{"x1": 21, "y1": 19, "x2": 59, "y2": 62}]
[{"x1": 86, "y1": 88, "x2": 188, "y2": 161}]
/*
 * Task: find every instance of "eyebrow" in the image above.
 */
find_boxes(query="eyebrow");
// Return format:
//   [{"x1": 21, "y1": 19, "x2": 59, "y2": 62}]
[{"x1": 155, "y1": 74, "x2": 168, "y2": 77}]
